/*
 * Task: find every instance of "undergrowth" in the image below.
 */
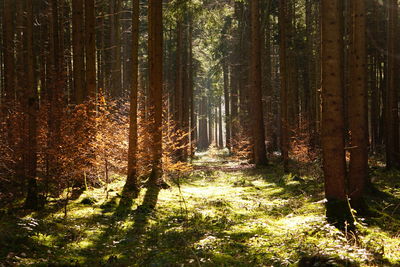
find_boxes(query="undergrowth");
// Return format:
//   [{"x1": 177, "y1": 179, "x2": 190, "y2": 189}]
[{"x1": 0, "y1": 150, "x2": 399, "y2": 266}]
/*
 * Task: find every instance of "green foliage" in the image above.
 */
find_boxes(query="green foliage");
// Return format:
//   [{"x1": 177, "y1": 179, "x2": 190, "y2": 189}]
[{"x1": 1, "y1": 152, "x2": 399, "y2": 266}]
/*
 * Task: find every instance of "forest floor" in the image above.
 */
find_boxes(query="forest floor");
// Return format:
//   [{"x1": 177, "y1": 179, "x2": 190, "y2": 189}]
[{"x1": 1, "y1": 149, "x2": 400, "y2": 266}]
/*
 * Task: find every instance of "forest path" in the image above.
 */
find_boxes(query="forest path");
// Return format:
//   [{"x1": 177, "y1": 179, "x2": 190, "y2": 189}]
[{"x1": 191, "y1": 149, "x2": 255, "y2": 172}]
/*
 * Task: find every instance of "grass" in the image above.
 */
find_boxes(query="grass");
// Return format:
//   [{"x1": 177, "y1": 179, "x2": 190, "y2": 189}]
[{"x1": 1, "y1": 150, "x2": 400, "y2": 266}]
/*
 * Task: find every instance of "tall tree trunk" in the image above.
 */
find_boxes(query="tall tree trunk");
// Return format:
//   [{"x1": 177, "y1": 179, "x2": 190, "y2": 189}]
[
  {"x1": 198, "y1": 96, "x2": 209, "y2": 150},
  {"x1": 24, "y1": 0, "x2": 39, "y2": 209},
  {"x1": 386, "y1": 0, "x2": 400, "y2": 169},
  {"x1": 219, "y1": 97, "x2": 223, "y2": 148},
  {"x1": 72, "y1": 0, "x2": 85, "y2": 103},
  {"x1": 249, "y1": 0, "x2": 267, "y2": 165},
  {"x1": 182, "y1": 20, "x2": 190, "y2": 160},
  {"x1": 214, "y1": 106, "x2": 218, "y2": 146},
  {"x1": 208, "y1": 102, "x2": 213, "y2": 146},
  {"x1": 321, "y1": 0, "x2": 350, "y2": 224},
  {"x1": 261, "y1": 0, "x2": 273, "y2": 153},
  {"x1": 222, "y1": 58, "x2": 231, "y2": 151},
  {"x1": 47, "y1": 0, "x2": 63, "y2": 186},
  {"x1": 122, "y1": 0, "x2": 140, "y2": 200},
  {"x1": 85, "y1": 0, "x2": 96, "y2": 99},
  {"x1": 230, "y1": 54, "x2": 239, "y2": 152},
  {"x1": 2, "y1": 0, "x2": 15, "y2": 152},
  {"x1": 174, "y1": 20, "x2": 184, "y2": 160},
  {"x1": 2, "y1": 0, "x2": 15, "y2": 105},
  {"x1": 110, "y1": 0, "x2": 122, "y2": 97},
  {"x1": 306, "y1": 0, "x2": 317, "y2": 147},
  {"x1": 348, "y1": 0, "x2": 368, "y2": 209},
  {"x1": 279, "y1": 0, "x2": 289, "y2": 171},
  {"x1": 97, "y1": 3, "x2": 105, "y2": 92},
  {"x1": 148, "y1": 0, "x2": 163, "y2": 185},
  {"x1": 188, "y1": 18, "x2": 196, "y2": 156}
]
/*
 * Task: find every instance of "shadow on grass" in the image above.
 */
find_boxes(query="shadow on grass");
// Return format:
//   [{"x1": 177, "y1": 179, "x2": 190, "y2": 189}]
[
  {"x1": 73, "y1": 185, "x2": 162, "y2": 265},
  {"x1": 364, "y1": 187, "x2": 400, "y2": 234},
  {"x1": 2, "y1": 156, "x2": 400, "y2": 266}
]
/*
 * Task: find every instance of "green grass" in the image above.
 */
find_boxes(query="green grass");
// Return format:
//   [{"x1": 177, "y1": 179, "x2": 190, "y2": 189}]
[{"x1": 1, "y1": 150, "x2": 400, "y2": 266}]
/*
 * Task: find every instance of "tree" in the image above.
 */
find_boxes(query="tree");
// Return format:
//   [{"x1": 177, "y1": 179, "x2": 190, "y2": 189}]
[
  {"x1": 222, "y1": 56, "x2": 231, "y2": 151},
  {"x1": 110, "y1": 0, "x2": 122, "y2": 97},
  {"x1": 2, "y1": 0, "x2": 15, "y2": 106},
  {"x1": 279, "y1": 0, "x2": 289, "y2": 171},
  {"x1": 188, "y1": 16, "x2": 196, "y2": 157},
  {"x1": 348, "y1": 0, "x2": 368, "y2": 209},
  {"x1": 122, "y1": 0, "x2": 140, "y2": 201},
  {"x1": 321, "y1": 0, "x2": 350, "y2": 224},
  {"x1": 85, "y1": 0, "x2": 96, "y2": 99},
  {"x1": 198, "y1": 96, "x2": 209, "y2": 150},
  {"x1": 174, "y1": 20, "x2": 184, "y2": 160},
  {"x1": 24, "y1": 0, "x2": 39, "y2": 209},
  {"x1": 385, "y1": 0, "x2": 400, "y2": 169},
  {"x1": 2, "y1": 0, "x2": 15, "y2": 153},
  {"x1": 249, "y1": 0, "x2": 267, "y2": 165},
  {"x1": 147, "y1": 0, "x2": 164, "y2": 185},
  {"x1": 72, "y1": 0, "x2": 85, "y2": 104}
]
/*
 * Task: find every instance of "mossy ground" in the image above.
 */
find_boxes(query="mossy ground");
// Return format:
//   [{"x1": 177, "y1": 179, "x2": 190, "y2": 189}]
[{"x1": 1, "y1": 150, "x2": 400, "y2": 266}]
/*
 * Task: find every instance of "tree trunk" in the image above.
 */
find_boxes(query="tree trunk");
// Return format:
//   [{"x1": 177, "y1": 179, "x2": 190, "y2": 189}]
[
  {"x1": 72, "y1": 0, "x2": 85, "y2": 104},
  {"x1": 386, "y1": 0, "x2": 400, "y2": 169},
  {"x1": 2, "y1": 0, "x2": 15, "y2": 105},
  {"x1": 24, "y1": 0, "x2": 39, "y2": 209},
  {"x1": 188, "y1": 18, "x2": 196, "y2": 156},
  {"x1": 219, "y1": 97, "x2": 223, "y2": 148},
  {"x1": 174, "y1": 20, "x2": 184, "y2": 160},
  {"x1": 230, "y1": 53, "x2": 239, "y2": 152},
  {"x1": 249, "y1": 0, "x2": 267, "y2": 165},
  {"x1": 348, "y1": 0, "x2": 368, "y2": 210},
  {"x1": 110, "y1": 0, "x2": 122, "y2": 97},
  {"x1": 222, "y1": 58, "x2": 231, "y2": 151},
  {"x1": 85, "y1": 0, "x2": 96, "y2": 99},
  {"x1": 321, "y1": 0, "x2": 351, "y2": 225},
  {"x1": 279, "y1": 0, "x2": 289, "y2": 171},
  {"x1": 148, "y1": 0, "x2": 163, "y2": 185},
  {"x1": 122, "y1": 0, "x2": 140, "y2": 200},
  {"x1": 198, "y1": 96, "x2": 209, "y2": 150}
]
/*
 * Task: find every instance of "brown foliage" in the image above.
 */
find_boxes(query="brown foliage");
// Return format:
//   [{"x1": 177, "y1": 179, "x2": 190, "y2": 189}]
[{"x1": 0, "y1": 93, "x2": 192, "y2": 207}]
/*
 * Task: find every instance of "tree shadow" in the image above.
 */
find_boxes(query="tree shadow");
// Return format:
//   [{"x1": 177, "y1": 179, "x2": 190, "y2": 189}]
[
  {"x1": 72, "y1": 185, "x2": 162, "y2": 265},
  {"x1": 363, "y1": 187, "x2": 400, "y2": 234}
]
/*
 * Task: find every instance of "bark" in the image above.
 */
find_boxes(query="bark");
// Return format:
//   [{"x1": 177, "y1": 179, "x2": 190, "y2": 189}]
[
  {"x1": 2, "y1": 0, "x2": 15, "y2": 104},
  {"x1": 279, "y1": 0, "x2": 289, "y2": 171},
  {"x1": 85, "y1": 0, "x2": 96, "y2": 99},
  {"x1": 47, "y1": 0, "x2": 63, "y2": 185},
  {"x1": 148, "y1": 0, "x2": 163, "y2": 184},
  {"x1": 348, "y1": 0, "x2": 368, "y2": 209},
  {"x1": 219, "y1": 98, "x2": 223, "y2": 148},
  {"x1": 110, "y1": 0, "x2": 122, "y2": 97},
  {"x1": 174, "y1": 21, "x2": 184, "y2": 160},
  {"x1": 214, "y1": 106, "x2": 218, "y2": 146},
  {"x1": 230, "y1": 53, "x2": 239, "y2": 152},
  {"x1": 249, "y1": 0, "x2": 267, "y2": 165},
  {"x1": 306, "y1": 0, "x2": 316, "y2": 145},
  {"x1": 321, "y1": 0, "x2": 351, "y2": 224},
  {"x1": 222, "y1": 58, "x2": 231, "y2": 150},
  {"x1": 72, "y1": 0, "x2": 86, "y2": 103},
  {"x1": 24, "y1": 0, "x2": 39, "y2": 209},
  {"x1": 208, "y1": 102, "x2": 213, "y2": 145},
  {"x1": 122, "y1": 0, "x2": 140, "y2": 200},
  {"x1": 261, "y1": 0, "x2": 273, "y2": 153},
  {"x1": 198, "y1": 96, "x2": 209, "y2": 150},
  {"x1": 188, "y1": 18, "x2": 196, "y2": 156},
  {"x1": 386, "y1": 0, "x2": 400, "y2": 169},
  {"x1": 97, "y1": 3, "x2": 105, "y2": 92}
]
